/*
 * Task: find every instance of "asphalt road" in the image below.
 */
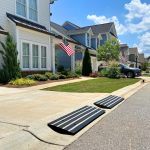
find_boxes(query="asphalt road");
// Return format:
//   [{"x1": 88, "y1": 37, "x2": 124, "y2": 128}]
[{"x1": 65, "y1": 84, "x2": 150, "y2": 150}]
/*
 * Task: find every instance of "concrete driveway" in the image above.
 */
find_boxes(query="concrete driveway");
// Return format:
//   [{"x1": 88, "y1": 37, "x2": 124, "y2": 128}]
[{"x1": 0, "y1": 78, "x2": 107, "y2": 150}]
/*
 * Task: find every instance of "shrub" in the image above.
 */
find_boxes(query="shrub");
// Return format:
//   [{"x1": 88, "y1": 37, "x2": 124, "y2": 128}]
[
  {"x1": 141, "y1": 62, "x2": 149, "y2": 71},
  {"x1": 100, "y1": 68, "x2": 109, "y2": 77},
  {"x1": 45, "y1": 72, "x2": 53, "y2": 79},
  {"x1": 107, "y1": 67, "x2": 121, "y2": 79},
  {"x1": 89, "y1": 72, "x2": 99, "y2": 78},
  {"x1": 0, "y1": 34, "x2": 21, "y2": 83},
  {"x1": 67, "y1": 72, "x2": 80, "y2": 78},
  {"x1": 9, "y1": 78, "x2": 36, "y2": 86},
  {"x1": 75, "y1": 60, "x2": 82, "y2": 75},
  {"x1": 26, "y1": 75, "x2": 35, "y2": 80},
  {"x1": 145, "y1": 70, "x2": 149, "y2": 73},
  {"x1": 59, "y1": 74, "x2": 67, "y2": 79},
  {"x1": 50, "y1": 74, "x2": 59, "y2": 80},
  {"x1": 82, "y1": 48, "x2": 92, "y2": 76},
  {"x1": 57, "y1": 65, "x2": 65, "y2": 72},
  {"x1": 26, "y1": 74, "x2": 48, "y2": 81},
  {"x1": 107, "y1": 60, "x2": 121, "y2": 79}
]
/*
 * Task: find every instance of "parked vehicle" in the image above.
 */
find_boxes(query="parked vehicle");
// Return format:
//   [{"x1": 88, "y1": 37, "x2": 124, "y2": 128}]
[{"x1": 120, "y1": 64, "x2": 141, "y2": 78}]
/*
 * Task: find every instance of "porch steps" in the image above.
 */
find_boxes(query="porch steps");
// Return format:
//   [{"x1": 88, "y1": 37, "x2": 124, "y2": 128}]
[
  {"x1": 48, "y1": 106, "x2": 105, "y2": 135},
  {"x1": 94, "y1": 95, "x2": 124, "y2": 109}
]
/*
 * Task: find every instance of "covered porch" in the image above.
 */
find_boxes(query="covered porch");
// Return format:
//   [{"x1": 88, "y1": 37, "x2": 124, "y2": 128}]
[{"x1": 51, "y1": 37, "x2": 84, "y2": 73}]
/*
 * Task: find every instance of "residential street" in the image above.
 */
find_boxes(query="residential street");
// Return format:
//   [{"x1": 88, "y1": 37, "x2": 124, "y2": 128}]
[{"x1": 65, "y1": 84, "x2": 150, "y2": 150}]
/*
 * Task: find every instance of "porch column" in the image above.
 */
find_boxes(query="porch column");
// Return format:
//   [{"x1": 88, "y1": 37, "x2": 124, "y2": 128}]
[
  {"x1": 71, "y1": 53, "x2": 75, "y2": 72},
  {"x1": 71, "y1": 46, "x2": 75, "y2": 72},
  {"x1": 51, "y1": 38, "x2": 56, "y2": 73}
]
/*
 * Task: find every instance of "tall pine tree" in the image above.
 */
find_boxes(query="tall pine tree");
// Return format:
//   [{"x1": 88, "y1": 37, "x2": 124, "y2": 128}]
[
  {"x1": 0, "y1": 34, "x2": 21, "y2": 83},
  {"x1": 82, "y1": 48, "x2": 92, "y2": 76}
]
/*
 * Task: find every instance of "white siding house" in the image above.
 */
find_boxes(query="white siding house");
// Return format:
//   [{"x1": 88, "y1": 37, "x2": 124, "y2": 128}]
[{"x1": 0, "y1": 0, "x2": 78, "y2": 73}]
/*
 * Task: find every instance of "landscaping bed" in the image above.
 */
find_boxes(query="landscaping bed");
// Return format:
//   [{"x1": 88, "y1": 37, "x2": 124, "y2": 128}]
[
  {"x1": 43, "y1": 77, "x2": 141, "y2": 93},
  {"x1": 0, "y1": 78, "x2": 77, "y2": 88},
  {"x1": 0, "y1": 72, "x2": 80, "y2": 88}
]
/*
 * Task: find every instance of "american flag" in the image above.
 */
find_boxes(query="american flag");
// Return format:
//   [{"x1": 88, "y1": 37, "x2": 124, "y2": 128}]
[{"x1": 59, "y1": 42, "x2": 75, "y2": 56}]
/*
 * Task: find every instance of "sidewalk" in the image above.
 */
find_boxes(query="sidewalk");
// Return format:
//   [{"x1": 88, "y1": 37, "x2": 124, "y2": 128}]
[{"x1": 0, "y1": 77, "x2": 93, "y2": 96}]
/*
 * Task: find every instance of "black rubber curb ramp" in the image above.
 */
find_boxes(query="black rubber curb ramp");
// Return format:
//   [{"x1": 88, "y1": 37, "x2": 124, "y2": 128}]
[
  {"x1": 94, "y1": 95, "x2": 124, "y2": 109},
  {"x1": 48, "y1": 106, "x2": 105, "y2": 135}
]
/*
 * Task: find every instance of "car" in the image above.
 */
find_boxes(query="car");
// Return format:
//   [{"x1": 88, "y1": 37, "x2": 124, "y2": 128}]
[{"x1": 120, "y1": 64, "x2": 141, "y2": 78}]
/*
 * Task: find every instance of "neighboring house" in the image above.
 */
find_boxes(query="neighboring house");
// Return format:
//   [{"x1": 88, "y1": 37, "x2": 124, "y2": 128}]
[
  {"x1": 63, "y1": 21, "x2": 117, "y2": 49},
  {"x1": 50, "y1": 21, "x2": 118, "y2": 71},
  {"x1": 120, "y1": 44, "x2": 129, "y2": 64},
  {"x1": 127, "y1": 47, "x2": 145, "y2": 68},
  {"x1": 0, "y1": 0, "x2": 82, "y2": 73},
  {"x1": 138, "y1": 53, "x2": 145, "y2": 64}
]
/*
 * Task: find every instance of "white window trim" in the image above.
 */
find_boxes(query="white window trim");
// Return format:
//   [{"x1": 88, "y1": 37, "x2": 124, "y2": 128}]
[
  {"x1": 21, "y1": 40, "x2": 48, "y2": 71},
  {"x1": 22, "y1": 42, "x2": 30, "y2": 69},
  {"x1": 32, "y1": 44, "x2": 39, "y2": 69},
  {"x1": 41, "y1": 46, "x2": 47, "y2": 69},
  {"x1": 15, "y1": 0, "x2": 39, "y2": 23},
  {"x1": 86, "y1": 33, "x2": 91, "y2": 47}
]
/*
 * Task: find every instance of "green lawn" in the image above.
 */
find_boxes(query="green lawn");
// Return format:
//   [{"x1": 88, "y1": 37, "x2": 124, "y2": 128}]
[{"x1": 43, "y1": 77, "x2": 140, "y2": 93}]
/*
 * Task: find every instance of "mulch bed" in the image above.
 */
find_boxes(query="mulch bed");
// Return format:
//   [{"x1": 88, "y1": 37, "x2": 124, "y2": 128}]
[{"x1": 0, "y1": 78, "x2": 79, "y2": 88}]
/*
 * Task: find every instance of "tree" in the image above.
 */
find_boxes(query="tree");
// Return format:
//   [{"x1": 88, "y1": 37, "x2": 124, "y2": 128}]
[
  {"x1": 0, "y1": 34, "x2": 21, "y2": 83},
  {"x1": 82, "y1": 48, "x2": 92, "y2": 76},
  {"x1": 97, "y1": 38, "x2": 120, "y2": 62}
]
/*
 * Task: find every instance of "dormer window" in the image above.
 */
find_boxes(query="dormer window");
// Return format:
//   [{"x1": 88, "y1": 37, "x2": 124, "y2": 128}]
[
  {"x1": 16, "y1": 0, "x2": 38, "y2": 22},
  {"x1": 29, "y1": 0, "x2": 38, "y2": 21},
  {"x1": 16, "y1": 0, "x2": 27, "y2": 17}
]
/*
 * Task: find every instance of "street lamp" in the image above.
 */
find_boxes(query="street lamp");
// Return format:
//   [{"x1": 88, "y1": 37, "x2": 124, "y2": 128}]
[{"x1": 135, "y1": 55, "x2": 139, "y2": 68}]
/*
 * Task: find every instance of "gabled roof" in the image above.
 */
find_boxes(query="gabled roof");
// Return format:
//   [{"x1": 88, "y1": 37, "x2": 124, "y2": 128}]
[
  {"x1": 120, "y1": 44, "x2": 129, "y2": 48},
  {"x1": 67, "y1": 26, "x2": 91, "y2": 35},
  {"x1": 7, "y1": 13, "x2": 51, "y2": 35},
  {"x1": 50, "y1": 22, "x2": 78, "y2": 43},
  {"x1": 62, "y1": 21, "x2": 80, "y2": 29},
  {"x1": 51, "y1": 22, "x2": 68, "y2": 36},
  {"x1": 66, "y1": 22, "x2": 115, "y2": 37},
  {"x1": 87, "y1": 22, "x2": 114, "y2": 35},
  {"x1": 0, "y1": 26, "x2": 8, "y2": 35}
]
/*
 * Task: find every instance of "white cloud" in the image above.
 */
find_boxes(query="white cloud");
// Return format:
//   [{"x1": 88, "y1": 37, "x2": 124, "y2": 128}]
[
  {"x1": 125, "y1": 0, "x2": 150, "y2": 21},
  {"x1": 125, "y1": 0, "x2": 150, "y2": 33},
  {"x1": 135, "y1": 32, "x2": 150, "y2": 56},
  {"x1": 87, "y1": 15, "x2": 127, "y2": 35},
  {"x1": 86, "y1": 0, "x2": 150, "y2": 56}
]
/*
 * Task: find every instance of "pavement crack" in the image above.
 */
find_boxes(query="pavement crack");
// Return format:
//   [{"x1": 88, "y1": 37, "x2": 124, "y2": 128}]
[
  {"x1": 22, "y1": 129, "x2": 65, "y2": 147},
  {"x1": 0, "y1": 121, "x2": 30, "y2": 128}
]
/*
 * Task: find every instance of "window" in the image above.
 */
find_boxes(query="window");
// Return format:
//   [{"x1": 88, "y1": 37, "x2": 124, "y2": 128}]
[
  {"x1": 97, "y1": 38, "x2": 99, "y2": 48},
  {"x1": 16, "y1": 0, "x2": 26, "y2": 17},
  {"x1": 41, "y1": 46, "x2": 47, "y2": 68},
  {"x1": 22, "y1": 43, "x2": 30, "y2": 68},
  {"x1": 87, "y1": 33, "x2": 90, "y2": 47},
  {"x1": 32, "y1": 44, "x2": 39, "y2": 68},
  {"x1": 29, "y1": 0, "x2": 38, "y2": 21},
  {"x1": 100, "y1": 34, "x2": 107, "y2": 46}
]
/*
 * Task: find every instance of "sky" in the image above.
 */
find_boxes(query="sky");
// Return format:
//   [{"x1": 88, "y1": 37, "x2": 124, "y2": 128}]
[{"x1": 51, "y1": 0, "x2": 150, "y2": 57}]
